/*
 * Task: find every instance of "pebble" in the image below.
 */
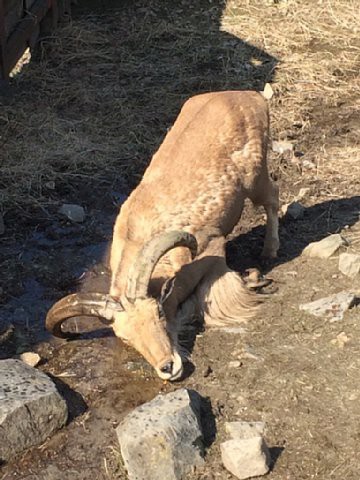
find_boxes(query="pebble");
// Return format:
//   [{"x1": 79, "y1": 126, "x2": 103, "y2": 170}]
[
  {"x1": 272, "y1": 140, "x2": 293, "y2": 154},
  {"x1": 281, "y1": 201, "x2": 305, "y2": 219},
  {"x1": 59, "y1": 204, "x2": 85, "y2": 223},
  {"x1": 19, "y1": 352, "x2": 41, "y2": 367},
  {"x1": 262, "y1": 83, "x2": 274, "y2": 100},
  {"x1": 229, "y1": 360, "x2": 242, "y2": 368}
]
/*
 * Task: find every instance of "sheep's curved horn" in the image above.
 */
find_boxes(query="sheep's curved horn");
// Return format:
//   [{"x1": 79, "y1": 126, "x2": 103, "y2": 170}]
[
  {"x1": 127, "y1": 231, "x2": 198, "y2": 301},
  {"x1": 46, "y1": 293, "x2": 124, "y2": 339}
]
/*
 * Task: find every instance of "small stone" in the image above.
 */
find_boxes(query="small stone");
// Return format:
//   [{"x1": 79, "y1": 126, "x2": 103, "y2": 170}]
[
  {"x1": 19, "y1": 352, "x2": 41, "y2": 367},
  {"x1": 242, "y1": 346, "x2": 263, "y2": 361},
  {"x1": 272, "y1": 140, "x2": 293, "y2": 154},
  {"x1": 59, "y1": 204, "x2": 85, "y2": 223},
  {"x1": 0, "y1": 214, "x2": 5, "y2": 235},
  {"x1": 221, "y1": 437, "x2": 270, "y2": 479},
  {"x1": 296, "y1": 187, "x2": 310, "y2": 200},
  {"x1": 285, "y1": 271, "x2": 297, "y2": 277},
  {"x1": 117, "y1": 389, "x2": 204, "y2": 480},
  {"x1": 281, "y1": 201, "x2": 305, "y2": 219},
  {"x1": 225, "y1": 421, "x2": 266, "y2": 439},
  {"x1": 262, "y1": 83, "x2": 274, "y2": 100},
  {"x1": 216, "y1": 326, "x2": 246, "y2": 334},
  {"x1": 302, "y1": 159, "x2": 316, "y2": 170},
  {"x1": 229, "y1": 360, "x2": 242, "y2": 368},
  {"x1": 45, "y1": 181, "x2": 55, "y2": 190},
  {"x1": 302, "y1": 234, "x2": 346, "y2": 259},
  {"x1": 0, "y1": 359, "x2": 67, "y2": 462},
  {"x1": 330, "y1": 332, "x2": 350, "y2": 348},
  {"x1": 339, "y1": 253, "x2": 360, "y2": 278},
  {"x1": 299, "y1": 291, "x2": 358, "y2": 321}
]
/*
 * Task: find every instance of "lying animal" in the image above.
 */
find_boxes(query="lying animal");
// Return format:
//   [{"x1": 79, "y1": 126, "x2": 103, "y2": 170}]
[{"x1": 46, "y1": 91, "x2": 279, "y2": 381}]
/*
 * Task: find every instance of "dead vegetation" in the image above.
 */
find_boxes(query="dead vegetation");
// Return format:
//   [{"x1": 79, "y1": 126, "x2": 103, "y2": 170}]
[{"x1": 0, "y1": 0, "x2": 358, "y2": 218}]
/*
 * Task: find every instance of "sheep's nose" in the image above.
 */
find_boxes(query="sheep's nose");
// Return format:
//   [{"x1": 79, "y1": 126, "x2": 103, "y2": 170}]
[{"x1": 160, "y1": 361, "x2": 174, "y2": 375}]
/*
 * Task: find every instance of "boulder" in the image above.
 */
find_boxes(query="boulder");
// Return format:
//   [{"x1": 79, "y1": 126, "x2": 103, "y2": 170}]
[
  {"x1": 0, "y1": 359, "x2": 68, "y2": 462},
  {"x1": 302, "y1": 234, "x2": 346, "y2": 259},
  {"x1": 221, "y1": 437, "x2": 270, "y2": 479},
  {"x1": 339, "y1": 253, "x2": 360, "y2": 278},
  {"x1": 117, "y1": 388, "x2": 204, "y2": 480}
]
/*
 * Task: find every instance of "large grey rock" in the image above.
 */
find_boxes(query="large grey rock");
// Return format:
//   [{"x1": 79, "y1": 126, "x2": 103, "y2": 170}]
[
  {"x1": 339, "y1": 253, "x2": 360, "y2": 278},
  {"x1": 0, "y1": 359, "x2": 68, "y2": 462},
  {"x1": 302, "y1": 234, "x2": 346, "y2": 259},
  {"x1": 59, "y1": 203, "x2": 85, "y2": 222},
  {"x1": 299, "y1": 291, "x2": 358, "y2": 321},
  {"x1": 221, "y1": 437, "x2": 270, "y2": 479},
  {"x1": 117, "y1": 388, "x2": 204, "y2": 480}
]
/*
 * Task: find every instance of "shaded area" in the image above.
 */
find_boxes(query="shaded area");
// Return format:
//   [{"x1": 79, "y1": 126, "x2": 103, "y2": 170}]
[{"x1": 227, "y1": 196, "x2": 360, "y2": 274}]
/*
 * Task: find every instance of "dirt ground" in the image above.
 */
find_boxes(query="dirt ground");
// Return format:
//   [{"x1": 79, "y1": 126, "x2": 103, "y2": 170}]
[{"x1": 0, "y1": 0, "x2": 359, "y2": 479}]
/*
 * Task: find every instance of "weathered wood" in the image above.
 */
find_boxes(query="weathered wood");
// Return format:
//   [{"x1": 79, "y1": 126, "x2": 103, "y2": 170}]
[
  {"x1": 0, "y1": 0, "x2": 71, "y2": 82},
  {"x1": 3, "y1": 0, "x2": 22, "y2": 37},
  {"x1": 4, "y1": 0, "x2": 49, "y2": 75}
]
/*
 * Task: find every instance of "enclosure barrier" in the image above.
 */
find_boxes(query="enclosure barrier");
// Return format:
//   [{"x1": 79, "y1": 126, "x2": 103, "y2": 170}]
[{"x1": 0, "y1": 0, "x2": 71, "y2": 81}]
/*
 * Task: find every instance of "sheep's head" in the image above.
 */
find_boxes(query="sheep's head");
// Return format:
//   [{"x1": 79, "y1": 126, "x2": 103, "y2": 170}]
[{"x1": 45, "y1": 231, "x2": 197, "y2": 381}]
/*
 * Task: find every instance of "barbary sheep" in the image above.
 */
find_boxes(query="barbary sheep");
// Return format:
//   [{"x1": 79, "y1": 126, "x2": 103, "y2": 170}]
[{"x1": 46, "y1": 91, "x2": 279, "y2": 381}]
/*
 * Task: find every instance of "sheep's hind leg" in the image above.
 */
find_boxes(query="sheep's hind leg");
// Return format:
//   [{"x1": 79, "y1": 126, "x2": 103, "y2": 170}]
[
  {"x1": 250, "y1": 180, "x2": 279, "y2": 258},
  {"x1": 261, "y1": 181, "x2": 279, "y2": 258}
]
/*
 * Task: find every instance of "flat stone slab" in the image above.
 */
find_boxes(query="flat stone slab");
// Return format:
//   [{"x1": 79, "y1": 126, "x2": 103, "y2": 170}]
[
  {"x1": 0, "y1": 359, "x2": 68, "y2": 462},
  {"x1": 117, "y1": 388, "x2": 204, "y2": 480},
  {"x1": 302, "y1": 234, "x2": 346, "y2": 259},
  {"x1": 299, "y1": 291, "x2": 358, "y2": 321}
]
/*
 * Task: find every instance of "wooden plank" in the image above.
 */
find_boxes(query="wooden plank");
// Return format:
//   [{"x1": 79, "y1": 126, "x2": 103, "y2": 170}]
[
  {"x1": 58, "y1": 0, "x2": 71, "y2": 20},
  {"x1": 0, "y1": 0, "x2": 8, "y2": 79},
  {"x1": 4, "y1": 1, "x2": 23, "y2": 37},
  {"x1": 0, "y1": 0, "x2": 71, "y2": 81},
  {"x1": 3, "y1": 0, "x2": 21, "y2": 15},
  {"x1": 4, "y1": 0, "x2": 50, "y2": 75}
]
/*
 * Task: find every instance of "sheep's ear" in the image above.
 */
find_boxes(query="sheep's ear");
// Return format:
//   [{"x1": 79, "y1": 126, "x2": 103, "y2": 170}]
[{"x1": 160, "y1": 277, "x2": 176, "y2": 304}]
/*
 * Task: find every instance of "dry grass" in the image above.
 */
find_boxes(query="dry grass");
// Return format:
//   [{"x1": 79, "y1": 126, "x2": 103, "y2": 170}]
[{"x1": 0, "y1": 0, "x2": 359, "y2": 217}]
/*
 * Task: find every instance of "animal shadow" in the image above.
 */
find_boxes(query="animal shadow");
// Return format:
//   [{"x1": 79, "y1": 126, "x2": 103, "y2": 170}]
[{"x1": 227, "y1": 196, "x2": 360, "y2": 274}]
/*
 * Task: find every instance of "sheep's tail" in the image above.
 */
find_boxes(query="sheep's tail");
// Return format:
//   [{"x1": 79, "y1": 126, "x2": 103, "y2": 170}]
[{"x1": 196, "y1": 263, "x2": 261, "y2": 327}]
